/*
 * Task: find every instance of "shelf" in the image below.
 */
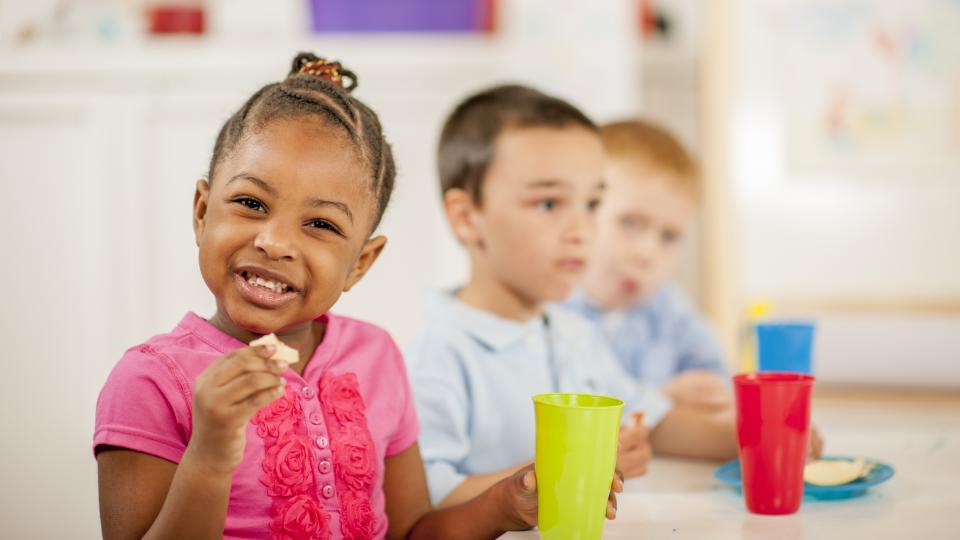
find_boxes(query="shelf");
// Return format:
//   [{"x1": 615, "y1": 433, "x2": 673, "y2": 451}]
[{"x1": 0, "y1": 34, "x2": 503, "y2": 75}]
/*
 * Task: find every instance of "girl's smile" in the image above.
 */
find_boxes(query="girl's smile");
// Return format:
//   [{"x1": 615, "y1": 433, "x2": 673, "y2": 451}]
[{"x1": 233, "y1": 267, "x2": 300, "y2": 309}]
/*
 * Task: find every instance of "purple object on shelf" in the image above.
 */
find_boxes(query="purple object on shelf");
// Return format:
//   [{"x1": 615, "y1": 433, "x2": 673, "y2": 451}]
[{"x1": 309, "y1": 0, "x2": 494, "y2": 32}]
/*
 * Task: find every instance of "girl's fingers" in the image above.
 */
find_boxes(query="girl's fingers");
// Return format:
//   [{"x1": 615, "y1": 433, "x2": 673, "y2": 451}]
[
  {"x1": 238, "y1": 383, "x2": 287, "y2": 415},
  {"x1": 606, "y1": 491, "x2": 618, "y2": 519},
  {"x1": 219, "y1": 371, "x2": 286, "y2": 406},
  {"x1": 209, "y1": 347, "x2": 284, "y2": 386},
  {"x1": 521, "y1": 470, "x2": 537, "y2": 493},
  {"x1": 610, "y1": 468, "x2": 625, "y2": 491}
]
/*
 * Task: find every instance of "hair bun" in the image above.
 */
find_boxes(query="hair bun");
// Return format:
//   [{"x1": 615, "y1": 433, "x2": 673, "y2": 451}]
[{"x1": 290, "y1": 52, "x2": 358, "y2": 92}]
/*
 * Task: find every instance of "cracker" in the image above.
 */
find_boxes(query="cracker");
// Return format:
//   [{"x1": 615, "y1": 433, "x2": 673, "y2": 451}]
[
  {"x1": 250, "y1": 333, "x2": 299, "y2": 366},
  {"x1": 803, "y1": 458, "x2": 868, "y2": 486}
]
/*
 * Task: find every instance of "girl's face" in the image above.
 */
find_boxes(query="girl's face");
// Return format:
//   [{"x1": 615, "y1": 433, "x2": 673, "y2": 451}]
[{"x1": 193, "y1": 117, "x2": 385, "y2": 336}]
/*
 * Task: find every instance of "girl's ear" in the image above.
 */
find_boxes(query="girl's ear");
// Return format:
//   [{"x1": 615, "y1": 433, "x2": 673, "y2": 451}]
[
  {"x1": 342, "y1": 235, "x2": 387, "y2": 292},
  {"x1": 443, "y1": 188, "x2": 483, "y2": 247},
  {"x1": 193, "y1": 179, "x2": 210, "y2": 245}
]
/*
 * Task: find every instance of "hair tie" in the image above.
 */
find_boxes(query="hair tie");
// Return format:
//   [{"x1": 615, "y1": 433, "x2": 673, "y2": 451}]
[{"x1": 297, "y1": 57, "x2": 357, "y2": 91}]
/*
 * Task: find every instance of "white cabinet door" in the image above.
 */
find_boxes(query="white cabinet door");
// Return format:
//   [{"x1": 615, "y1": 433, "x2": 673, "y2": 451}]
[{"x1": 0, "y1": 96, "x2": 105, "y2": 538}]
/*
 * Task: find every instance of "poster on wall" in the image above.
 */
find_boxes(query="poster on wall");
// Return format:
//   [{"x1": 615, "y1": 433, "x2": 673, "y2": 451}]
[
  {"x1": 768, "y1": 0, "x2": 960, "y2": 180},
  {"x1": 733, "y1": 0, "x2": 960, "y2": 303}
]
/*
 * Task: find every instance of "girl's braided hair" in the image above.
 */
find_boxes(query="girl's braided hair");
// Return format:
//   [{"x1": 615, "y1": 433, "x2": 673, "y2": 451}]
[{"x1": 208, "y1": 52, "x2": 396, "y2": 230}]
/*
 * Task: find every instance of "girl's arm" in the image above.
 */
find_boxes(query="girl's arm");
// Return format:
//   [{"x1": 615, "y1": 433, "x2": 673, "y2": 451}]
[
  {"x1": 98, "y1": 344, "x2": 287, "y2": 540},
  {"x1": 383, "y1": 443, "x2": 535, "y2": 540},
  {"x1": 437, "y1": 463, "x2": 529, "y2": 508},
  {"x1": 97, "y1": 447, "x2": 233, "y2": 540}
]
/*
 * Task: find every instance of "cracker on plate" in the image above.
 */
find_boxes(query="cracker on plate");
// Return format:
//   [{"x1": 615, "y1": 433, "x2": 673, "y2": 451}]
[{"x1": 804, "y1": 458, "x2": 870, "y2": 486}]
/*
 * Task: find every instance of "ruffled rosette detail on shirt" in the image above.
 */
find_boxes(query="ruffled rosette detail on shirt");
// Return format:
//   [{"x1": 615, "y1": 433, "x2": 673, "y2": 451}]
[{"x1": 252, "y1": 371, "x2": 377, "y2": 540}]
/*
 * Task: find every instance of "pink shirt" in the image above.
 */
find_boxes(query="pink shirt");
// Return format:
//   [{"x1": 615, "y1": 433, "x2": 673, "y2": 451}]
[{"x1": 94, "y1": 312, "x2": 419, "y2": 540}]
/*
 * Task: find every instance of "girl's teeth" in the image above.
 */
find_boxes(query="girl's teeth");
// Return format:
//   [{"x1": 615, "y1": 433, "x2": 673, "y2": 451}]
[{"x1": 244, "y1": 272, "x2": 289, "y2": 294}]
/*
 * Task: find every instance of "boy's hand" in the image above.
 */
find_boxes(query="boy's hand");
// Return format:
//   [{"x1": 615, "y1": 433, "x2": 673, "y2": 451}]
[
  {"x1": 808, "y1": 426, "x2": 824, "y2": 460},
  {"x1": 618, "y1": 412, "x2": 652, "y2": 478},
  {"x1": 495, "y1": 464, "x2": 624, "y2": 531},
  {"x1": 662, "y1": 370, "x2": 733, "y2": 411},
  {"x1": 188, "y1": 344, "x2": 287, "y2": 474}
]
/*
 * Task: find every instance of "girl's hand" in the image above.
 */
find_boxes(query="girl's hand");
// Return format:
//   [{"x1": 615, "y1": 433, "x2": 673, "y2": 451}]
[
  {"x1": 188, "y1": 343, "x2": 287, "y2": 473},
  {"x1": 498, "y1": 465, "x2": 537, "y2": 529},
  {"x1": 608, "y1": 468, "x2": 625, "y2": 519},
  {"x1": 495, "y1": 465, "x2": 625, "y2": 531}
]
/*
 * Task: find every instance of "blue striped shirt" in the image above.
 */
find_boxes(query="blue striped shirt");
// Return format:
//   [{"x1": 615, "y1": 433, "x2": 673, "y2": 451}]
[{"x1": 562, "y1": 284, "x2": 728, "y2": 386}]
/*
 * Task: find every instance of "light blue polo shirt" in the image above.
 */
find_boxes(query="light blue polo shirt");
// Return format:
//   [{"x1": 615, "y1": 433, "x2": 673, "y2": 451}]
[
  {"x1": 563, "y1": 284, "x2": 729, "y2": 386},
  {"x1": 406, "y1": 290, "x2": 672, "y2": 504}
]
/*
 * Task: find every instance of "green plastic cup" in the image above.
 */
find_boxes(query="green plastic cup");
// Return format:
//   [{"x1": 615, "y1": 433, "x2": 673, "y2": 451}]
[{"x1": 533, "y1": 393, "x2": 624, "y2": 540}]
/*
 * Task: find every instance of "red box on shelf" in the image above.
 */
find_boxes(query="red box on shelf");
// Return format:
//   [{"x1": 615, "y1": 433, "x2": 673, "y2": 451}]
[{"x1": 148, "y1": 5, "x2": 205, "y2": 35}]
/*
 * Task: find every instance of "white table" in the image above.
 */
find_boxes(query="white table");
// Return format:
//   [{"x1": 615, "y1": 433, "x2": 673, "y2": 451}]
[{"x1": 504, "y1": 389, "x2": 960, "y2": 539}]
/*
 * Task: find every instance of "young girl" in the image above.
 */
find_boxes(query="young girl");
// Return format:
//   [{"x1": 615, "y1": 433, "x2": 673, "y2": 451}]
[{"x1": 94, "y1": 53, "x2": 622, "y2": 540}]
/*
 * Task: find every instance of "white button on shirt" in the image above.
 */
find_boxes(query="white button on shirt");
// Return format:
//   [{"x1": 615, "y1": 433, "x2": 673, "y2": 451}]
[{"x1": 406, "y1": 290, "x2": 673, "y2": 504}]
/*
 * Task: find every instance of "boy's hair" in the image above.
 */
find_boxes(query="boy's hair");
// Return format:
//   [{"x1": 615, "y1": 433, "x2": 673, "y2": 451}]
[
  {"x1": 437, "y1": 84, "x2": 596, "y2": 204},
  {"x1": 208, "y1": 52, "x2": 396, "y2": 230},
  {"x1": 600, "y1": 119, "x2": 699, "y2": 197}
]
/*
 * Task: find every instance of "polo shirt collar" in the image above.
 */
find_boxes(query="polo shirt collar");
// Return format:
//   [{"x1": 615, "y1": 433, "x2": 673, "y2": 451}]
[{"x1": 427, "y1": 290, "x2": 545, "y2": 352}]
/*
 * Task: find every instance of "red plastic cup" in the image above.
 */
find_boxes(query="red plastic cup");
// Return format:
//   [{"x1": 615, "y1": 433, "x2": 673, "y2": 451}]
[{"x1": 733, "y1": 372, "x2": 815, "y2": 515}]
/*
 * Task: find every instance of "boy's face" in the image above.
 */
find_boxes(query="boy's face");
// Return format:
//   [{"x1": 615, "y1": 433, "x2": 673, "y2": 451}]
[
  {"x1": 193, "y1": 117, "x2": 385, "y2": 335},
  {"x1": 582, "y1": 157, "x2": 695, "y2": 309},
  {"x1": 455, "y1": 126, "x2": 606, "y2": 304}
]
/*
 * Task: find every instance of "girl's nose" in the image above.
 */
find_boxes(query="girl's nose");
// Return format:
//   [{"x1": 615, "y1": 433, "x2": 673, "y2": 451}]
[{"x1": 254, "y1": 223, "x2": 297, "y2": 261}]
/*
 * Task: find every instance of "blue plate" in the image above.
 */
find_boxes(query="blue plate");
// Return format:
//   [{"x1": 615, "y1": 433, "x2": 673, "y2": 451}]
[{"x1": 714, "y1": 455, "x2": 895, "y2": 500}]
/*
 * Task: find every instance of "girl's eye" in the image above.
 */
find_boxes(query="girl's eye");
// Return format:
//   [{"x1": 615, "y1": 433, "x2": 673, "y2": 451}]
[
  {"x1": 234, "y1": 196, "x2": 265, "y2": 212},
  {"x1": 662, "y1": 230, "x2": 680, "y2": 244},
  {"x1": 537, "y1": 199, "x2": 558, "y2": 211},
  {"x1": 307, "y1": 219, "x2": 341, "y2": 234},
  {"x1": 587, "y1": 198, "x2": 601, "y2": 212}
]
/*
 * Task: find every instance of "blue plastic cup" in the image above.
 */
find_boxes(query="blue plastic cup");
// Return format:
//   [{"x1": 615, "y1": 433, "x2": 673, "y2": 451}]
[{"x1": 755, "y1": 322, "x2": 815, "y2": 374}]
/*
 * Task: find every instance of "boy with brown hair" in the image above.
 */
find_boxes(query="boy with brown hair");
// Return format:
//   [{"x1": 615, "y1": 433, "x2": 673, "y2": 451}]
[{"x1": 407, "y1": 88, "x2": 741, "y2": 508}]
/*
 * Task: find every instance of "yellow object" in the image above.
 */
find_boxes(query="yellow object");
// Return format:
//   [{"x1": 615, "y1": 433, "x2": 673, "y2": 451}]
[
  {"x1": 739, "y1": 301, "x2": 771, "y2": 373},
  {"x1": 804, "y1": 458, "x2": 869, "y2": 486},
  {"x1": 533, "y1": 393, "x2": 623, "y2": 540},
  {"x1": 249, "y1": 333, "x2": 299, "y2": 366}
]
